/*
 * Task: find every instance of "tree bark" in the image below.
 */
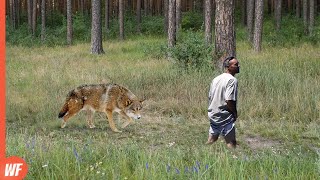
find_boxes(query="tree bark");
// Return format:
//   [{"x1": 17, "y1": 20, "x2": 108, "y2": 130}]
[
  {"x1": 32, "y1": 0, "x2": 37, "y2": 37},
  {"x1": 144, "y1": 0, "x2": 148, "y2": 16},
  {"x1": 137, "y1": 0, "x2": 141, "y2": 33},
  {"x1": 309, "y1": 0, "x2": 314, "y2": 36},
  {"x1": 247, "y1": 0, "x2": 254, "y2": 42},
  {"x1": 296, "y1": 0, "x2": 301, "y2": 18},
  {"x1": 214, "y1": 0, "x2": 236, "y2": 69},
  {"x1": 10, "y1": 0, "x2": 16, "y2": 29},
  {"x1": 267, "y1": 0, "x2": 272, "y2": 14},
  {"x1": 91, "y1": 0, "x2": 104, "y2": 54},
  {"x1": 242, "y1": 0, "x2": 247, "y2": 26},
  {"x1": 41, "y1": 0, "x2": 45, "y2": 42},
  {"x1": 176, "y1": 0, "x2": 181, "y2": 32},
  {"x1": 275, "y1": 0, "x2": 282, "y2": 31},
  {"x1": 168, "y1": 0, "x2": 176, "y2": 50},
  {"x1": 164, "y1": 0, "x2": 169, "y2": 35},
  {"x1": 204, "y1": 0, "x2": 212, "y2": 45},
  {"x1": 303, "y1": 0, "x2": 308, "y2": 34},
  {"x1": 105, "y1": 0, "x2": 110, "y2": 33},
  {"x1": 119, "y1": 0, "x2": 124, "y2": 40},
  {"x1": 67, "y1": 0, "x2": 72, "y2": 45},
  {"x1": 253, "y1": 0, "x2": 264, "y2": 52}
]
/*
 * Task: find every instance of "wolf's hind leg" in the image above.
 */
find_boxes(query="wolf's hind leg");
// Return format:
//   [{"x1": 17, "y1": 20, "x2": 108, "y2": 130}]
[
  {"x1": 105, "y1": 110, "x2": 122, "y2": 133},
  {"x1": 86, "y1": 110, "x2": 96, "y2": 128}
]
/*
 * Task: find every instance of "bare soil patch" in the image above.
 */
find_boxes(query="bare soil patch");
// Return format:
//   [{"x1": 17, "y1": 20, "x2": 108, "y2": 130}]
[{"x1": 244, "y1": 135, "x2": 282, "y2": 151}]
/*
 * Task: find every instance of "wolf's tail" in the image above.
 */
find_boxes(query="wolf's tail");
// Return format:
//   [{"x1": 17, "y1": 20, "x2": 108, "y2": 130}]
[
  {"x1": 58, "y1": 89, "x2": 77, "y2": 118},
  {"x1": 58, "y1": 101, "x2": 69, "y2": 118}
]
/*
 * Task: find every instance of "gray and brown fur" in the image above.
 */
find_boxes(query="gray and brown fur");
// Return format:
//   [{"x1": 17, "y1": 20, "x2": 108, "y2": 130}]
[{"x1": 58, "y1": 83, "x2": 144, "y2": 132}]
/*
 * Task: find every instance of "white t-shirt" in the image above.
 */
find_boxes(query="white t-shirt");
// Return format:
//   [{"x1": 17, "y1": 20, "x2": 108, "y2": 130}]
[{"x1": 208, "y1": 73, "x2": 238, "y2": 125}]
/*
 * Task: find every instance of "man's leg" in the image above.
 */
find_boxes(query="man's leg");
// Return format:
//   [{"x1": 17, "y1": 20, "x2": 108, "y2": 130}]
[
  {"x1": 206, "y1": 133, "x2": 219, "y2": 144},
  {"x1": 224, "y1": 127, "x2": 237, "y2": 148},
  {"x1": 206, "y1": 125, "x2": 219, "y2": 144}
]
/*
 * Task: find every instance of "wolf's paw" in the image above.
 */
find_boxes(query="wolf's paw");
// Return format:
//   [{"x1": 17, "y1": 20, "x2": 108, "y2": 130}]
[
  {"x1": 61, "y1": 122, "x2": 66, "y2": 129},
  {"x1": 89, "y1": 125, "x2": 96, "y2": 129},
  {"x1": 121, "y1": 122, "x2": 130, "y2": 129},
  {"x1": 112, "y1": 129, "x2": 122, "y2": 133}
]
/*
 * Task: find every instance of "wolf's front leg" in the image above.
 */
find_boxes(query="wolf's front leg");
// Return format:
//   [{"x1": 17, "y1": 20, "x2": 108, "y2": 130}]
[
  {"x1": 119, "y1": 111, "x2": 134, "y2": 129},
  {"x1": 106, "y1": 110, "x2": 122, "y2": 133}
]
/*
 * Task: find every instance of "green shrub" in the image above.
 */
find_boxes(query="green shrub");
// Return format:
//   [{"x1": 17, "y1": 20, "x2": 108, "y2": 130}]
[
  {"x1": 170, "y1": 31, "x2": 213, "y2": 70},
  {"x1": 181, "y1": 11, "x2": 203, "y2": 31}
]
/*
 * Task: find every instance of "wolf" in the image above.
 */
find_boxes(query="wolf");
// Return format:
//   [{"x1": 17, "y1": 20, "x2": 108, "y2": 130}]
[{"x1": 58, "y1": 83, "x2": 144, "y2": 132}]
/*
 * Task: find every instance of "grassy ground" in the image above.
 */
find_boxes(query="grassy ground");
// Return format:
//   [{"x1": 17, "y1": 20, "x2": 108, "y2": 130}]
[{"x1": 6, "y1": 36, "x2": 320, "y2": 179}]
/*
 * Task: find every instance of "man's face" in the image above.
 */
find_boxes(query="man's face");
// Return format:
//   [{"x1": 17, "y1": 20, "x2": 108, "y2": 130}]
[{"x1": 228, "y1": 59, "x2": 240, "y2": 74}]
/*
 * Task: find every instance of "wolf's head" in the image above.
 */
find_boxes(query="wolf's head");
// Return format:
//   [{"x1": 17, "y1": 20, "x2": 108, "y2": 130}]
[{"x1": 124, "y1": 99, "x2": 144, "y2": 120}]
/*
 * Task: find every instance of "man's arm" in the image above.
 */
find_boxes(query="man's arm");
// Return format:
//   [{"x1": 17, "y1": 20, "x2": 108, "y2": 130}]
[{"x1": 226, "y1": 100, "x2": 237, "y2": 121}]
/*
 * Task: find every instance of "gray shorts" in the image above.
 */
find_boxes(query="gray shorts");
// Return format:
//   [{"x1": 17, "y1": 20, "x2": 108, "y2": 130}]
[{"x1": 209, "y1": 121, "x2": 235, "y2": 136}]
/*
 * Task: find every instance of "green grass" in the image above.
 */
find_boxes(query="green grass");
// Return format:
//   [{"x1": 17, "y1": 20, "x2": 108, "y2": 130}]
[{"x1": 6, "y1": 36, "x2": 320, "y2": 179}]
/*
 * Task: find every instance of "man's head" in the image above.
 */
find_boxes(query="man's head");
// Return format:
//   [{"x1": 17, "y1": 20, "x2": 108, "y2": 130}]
[{"x1": 223, "y1": 56, "x2": 240, "y2": 76}]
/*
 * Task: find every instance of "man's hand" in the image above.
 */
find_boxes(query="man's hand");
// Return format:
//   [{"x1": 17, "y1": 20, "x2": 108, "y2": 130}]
[{"x1": 226, "y1": 100, "x2": 237, "y2": 121}]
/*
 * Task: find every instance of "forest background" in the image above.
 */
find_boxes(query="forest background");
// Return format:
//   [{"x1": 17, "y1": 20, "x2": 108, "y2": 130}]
[{"x1": 5, "y1": 0, "x2": 320, "y2": 179}]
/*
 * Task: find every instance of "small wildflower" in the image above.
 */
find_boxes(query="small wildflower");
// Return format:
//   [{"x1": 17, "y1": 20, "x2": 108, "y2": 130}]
[
  {"x1": 193, "y1": 166, "x2": 198, "y2": 173},
  {"x1": 73, "y1": 147, "x2": 81, "y2": 162},
  {"x1": 166, "y1": 164, "x2": 171, "y2": 172},
  {"x1": 196, "y1": 161, "x2": 200, "y2": 168},
  {"x1": 184, "y1": 167, "x2": 189, "y2": 173},
  {"x1": 205, "y1": 164, "x2": 209, "y2": 170},
  {"x1": 146, "y1": 162, "x2": 149, "y2": 169},
  {"x1": 273, "y1": 168, "x2": 278, "y2": 174},
  {"x1": 175, "y1": 168, "x2": 180, "y2": 174},
  {"x1": 168, "y1": 142, "x2": 175, "y2": 147},
  {"x1": 42, "y1": 164, "x2": 48, "y2": 168}
]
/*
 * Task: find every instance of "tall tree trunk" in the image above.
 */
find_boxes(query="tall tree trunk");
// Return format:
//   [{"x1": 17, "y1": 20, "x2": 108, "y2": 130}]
[
  {"x1": 119, "y1": 0, "x2": 124, "y2": 40},
  {"x1": 242, "y1": 0, "x2": 247, "y2": 26},
  {"x1": 41, "y1": 0, "x2": 45, "y2": 42},
  {"x1": 150, "y1": 0, "x2": 153, "y2": 15},
  {"x1": 10, "y1": 0, "x2": 16, "y2": 29},
  {"x1": 288, "y1": 0, "x2": 293, "y2": 12},
  {"x1": 267, "y1": 0, "x2": 272, "y2": 14},
  {"x1": 144, "y1": 0, "x2": 148, "y2": 16},
  {"x1": 80, "y1": 0, "x2": 84, "y2": 14},
  {"x1": 303, "y1": 0, "x2": 308, "y2": 34},
  {"x1": 168, "y1": 0, "x2": 176, "y2": 51},
  {"x1": 253, "y1": 0, "x2": 264, "y2": 52},
  {"x1": 12, "y1": 0, "x2": 20, "y2": 28},
  {"x1": 204, "y1": 0, "x2": 212, "y2": 45},
  {"x1": 137, "y1": 0, "x2": 141, "y2": 33},
  {"x1": 32, "y1": 0, "x2": 37, "y2": 37},
  {"x1": 296, "y1": 0, "x2": 301, "y2": 17},
  {"x1": 176, "y1": 0, "x2": 181, "y2": 33},
  {"x1": 309, "y1": 0, "x2": 314, "y2": 35},
  {"x1": 214, "y1": 0, "x2": 236, "y2": 69},
  {"x1": 105, "y1": 0, "x2": 109, "y2": 32},
  {"x1": 91, "y1": 0, "x2": 104, "y2": 54},
  {"x1": 247, "y1": 0, "x2": 254, "y2": 42},
  {"x1": 164, "y1": 0, "x2": 169, "y2": 35},
  {"x1": 67, "y1": 0, "x2": 72, "y2": 45},
  {"x1": 275, "y1": 0, "x2": 282, "y2": 31}
]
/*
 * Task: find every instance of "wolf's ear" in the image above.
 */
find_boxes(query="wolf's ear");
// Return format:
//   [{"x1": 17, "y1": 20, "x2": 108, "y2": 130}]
[{"x1": 125, "y1": 100, "x2": 132, "y2": 106}]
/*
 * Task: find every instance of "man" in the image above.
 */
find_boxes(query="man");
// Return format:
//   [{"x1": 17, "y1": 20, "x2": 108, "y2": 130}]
[{"x1": 206, "y1": 56, "x2": 240, "y2": 148}]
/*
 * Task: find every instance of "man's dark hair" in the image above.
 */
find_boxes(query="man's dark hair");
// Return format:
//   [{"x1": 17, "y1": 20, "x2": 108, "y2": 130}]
[{"x1": 223, "y1": 56, "x2": 235, "y2": 68}]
